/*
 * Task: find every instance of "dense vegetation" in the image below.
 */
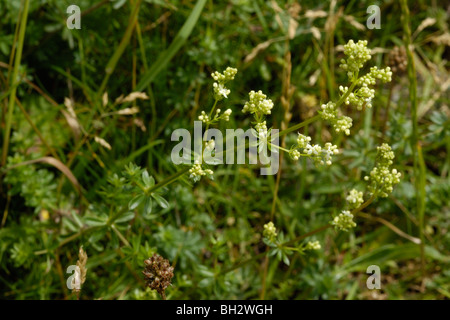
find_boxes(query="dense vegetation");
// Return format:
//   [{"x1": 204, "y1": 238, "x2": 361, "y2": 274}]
[{"x1": 0, "y1": 0, "x2": 449, "y2": 300}]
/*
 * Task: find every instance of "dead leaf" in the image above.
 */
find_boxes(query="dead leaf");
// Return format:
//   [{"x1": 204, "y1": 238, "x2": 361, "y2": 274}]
[
  {"x1": 343, "y1": 15, "x2": 365, "y2": 31},
  {"x1": 63, "y1": 98, "x2": 81, "y2": 141},
  {"x1": 304, "y1": 10, "x2": 327, "y2": 19},
  {"x1": 244, "y1": 37, "x2": 286, "y2": 64},
  {"x1": 102, "y1": 92, "x2": 108, "y2": 107},
  {"x1": 413, "y1": 17, "x2": 436, "y2": 39},
  {"x1": 116, "y1": 92, "x2": 149, "y2": 104},
  {"x1": 6, "y1": 157, "x2": 82, "y2": 194}
]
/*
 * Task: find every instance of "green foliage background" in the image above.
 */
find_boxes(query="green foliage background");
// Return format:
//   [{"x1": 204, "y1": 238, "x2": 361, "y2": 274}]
[{"x1": 0, "y1": 0, "x2": 449, "y2": 299}]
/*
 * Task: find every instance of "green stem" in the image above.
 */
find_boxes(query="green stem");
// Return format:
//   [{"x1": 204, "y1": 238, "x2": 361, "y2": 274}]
[
  {"x1": 146, "y1": 167, "x2": 190, "y2": 194},
  {"x1": 111, "y1": 224, "x2": 131, "y2": 247},
  {"x1": 400, "y1": 0, "x2": 425, "y2": 281},
  {"x1": 277, "y1": 114, "x2": 321, "y2": 138},
  {"x1": 335, "y1": 74, "x2": 359, "y2": 108},
  {"x1": 269, "y1": 143, "x2": 290, "y2": 153},
  {"x1": 217, "y1": 224, "x2": 331, "y2": 278},
  {"x1": 216, "y1": 251, "x2": 266, "y2": 276},
  {"x1": 204, "y1": 99, "x2": 219, "y2": 133},
  {"x1": 217, "y1": 196, "x2": 376, "y2": 276},
  {"x1": 417, "y1": 143, "x2": 426, "y2": 276},
  {"x1": 1, "y1": 0, "x2": 30, "y2": 167},
  {"x1": 275, "y1": 72, "x2": 358, "y2": 140},
  {"x1": 97, "y1": 0, "x2": 143, "y2": 97}
]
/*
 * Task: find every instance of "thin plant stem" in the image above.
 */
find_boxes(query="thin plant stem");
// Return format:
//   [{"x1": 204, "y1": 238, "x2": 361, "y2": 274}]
[
  {"x1": 97, "y1": 0, "x2": 143, "y2": 97},
  {"x1": 382, "y1": 82, "x2": 394, "y2": 137},
  {"x1": 274, "y1": 76, "x2": 358, "y2": 139},
  {"x1": 146, "y1": 167, "x2": 190, "y2": 194},
  {"x1": 400, "y1": 0, "x2": 425, "y2": 283},
  {"x1": 111, "y1": 224, "x2": 131, "y2": 247},
  {"x1": 217, "y1": 196, "x2": 376, "y2": 277},
  {"x1": 276, "y1": 114, "x2": 320, "y2": 138},
  {"x1": 1, "y1": 0, "x2": 30, "y2": 167}
]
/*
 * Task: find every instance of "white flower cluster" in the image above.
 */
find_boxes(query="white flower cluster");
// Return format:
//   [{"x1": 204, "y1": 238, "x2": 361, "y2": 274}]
[
  {"x1": 198, "y1": 111, "x2": 209, "y2": 123},
  {"x1": 322, "y1": 142, "x2": 339, "y2": 165},
  {"x1": 340, "y1": 40, "x2": 372, "y2": 78},
  {"x1": 340, "y1": 66, "x2": 392, "y2": 111},
  {"x1": 213, "y1": 83, "x2": 230, "y2": 99},
  {"x1": 320, "y1": 101, "x2": 353, "y2": 135},
  {"x1": 242, "y1": 90, "x2": 274, "y2": 116},
  {"x1": 377, "y1": 143, "x2": 395, "y2": 165},
  {"x1": 320, "y1": 101, "x2": 338, "y2": 120},
  {"x1": 263, "y1": 221, "x2": 277, "y2": 242},
  {"x1": 211, "y1": 67, "x2": 238, "y2": 82},
  {"x1": 290, "y1": 149, "x2": 301, "y2": 161},
  {"x1": 255, "y1": 121, "x2": 268, "y2": 137},
  {"x1": 305, "y1": 144, "x2": 322, "y2": 156},
  {"x1": 211, "y1": 67, "x2": 237, "y2": 101},
  {"x1": 340, "y1": 85, "x2": 375, "y2": 110},
  {"x1": 214, "y1": 108, "x2": 233, "y2": 122},
  {"x1": 189, "y1": 163, "x2": 214, "y2": 183},
  {"x1": 296, "y1": 133, "x2": 311, "y2": 148},
  {"x1": 221, "y1": 108, "x2": 232, "y2": 121},
  {"x1": 364, "y1": 143, "x2": 401, "y2": 198},
  {"x1": 332, "y1": 210, "x2": 357, "y2": 232},
  {"x1": 289, "y1": 133, "x2": 339, "y2": 165},
  {"x1": 346, "y1": 189, "x2": 364, "y2": 209},
  {"x1": 357, "y1": 66, "x2": 392, "y2": 86},
  {"x1": 199, "y1": 108, "x2": 232, "y2": 124},
  {"x1": 305, "y1": 241, "x2": 321, "y2": 251},
  {"x1": 334, "y1": 116, "x2": 353, "y2": 135},
  {"x1": 320, "y1": 40, "x2": 393, "y2": 136},
  {"x1": 251, "y1": 121, "x2": 277, "y2": 153}
]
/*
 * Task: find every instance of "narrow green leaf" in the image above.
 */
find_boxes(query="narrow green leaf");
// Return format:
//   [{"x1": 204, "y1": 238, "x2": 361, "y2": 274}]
[
  {"x1": 85, "y1": 216, "x2": 108, "y2": 227},
  {"x1": 71, "y1": 211, "x2": 83, "y2": 228},
  {"x1": 341, "y1": 244, "x2": 450, "y2": 273},
  {"x1": 129, "y1": 194, "x2": 145, "y2": 210},
  {"x1": 143, "y1": 196, "x2": 153, "y2": 216},
  {"x1": 63, "y1": 218, "x2": 79, "y2": 233},
  {"x1": 142, "y1": 170, "x2": 155, "y2": 188},
  {"x1": 115, "y1": 211, "x2": 135, "y2": 224},
  {"x1": 135, "y1": 0, "x2": 207, "y2": 92},
  {"x1": 89, "y1": 228, "x2": 107, "y2": 244},
  {"x1": 152, "y1": 193, "x2": 169, "y2": 209},
  {"x1": 282, "y1": 253, "x2": 290, "y2": 266}
]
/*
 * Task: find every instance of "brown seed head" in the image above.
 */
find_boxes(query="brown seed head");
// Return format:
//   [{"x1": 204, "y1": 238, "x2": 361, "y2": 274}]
[
  {"x1": 387, "y1": 46, "x2": 407, "y2": 74},
  {"x1": 142, "y1": 253, "x2": 174, "y2": 299}
]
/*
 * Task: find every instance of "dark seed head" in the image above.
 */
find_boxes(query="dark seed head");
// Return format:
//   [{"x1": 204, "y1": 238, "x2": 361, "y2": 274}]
[{"x1": 142, "y1": 253, "x2": 174, "y2": 299}]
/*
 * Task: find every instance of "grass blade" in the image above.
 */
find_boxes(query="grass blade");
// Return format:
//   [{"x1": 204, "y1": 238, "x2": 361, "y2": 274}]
[
  {"x1": 135, "y1": 0, "x2": 207, "y2": 92},
  {"x1": 1, "y1": 0, "x2": 30, "y2": 167}
]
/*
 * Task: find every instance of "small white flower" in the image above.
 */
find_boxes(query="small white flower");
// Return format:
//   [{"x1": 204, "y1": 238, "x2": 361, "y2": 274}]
[
  {"x1": 305, "y1": 144, "x2": 321, "y2": 156},
  {"x1": 263, "y1": 222, "x2": 277, "y2": 241},
  {"x1": 198, "y1": 111, "x2": 210, "y2": 123},
  {"x1": 242, "y1": 90, "x2": 274, "y2": 115},
  {"x1": 320, "y1": 101, "x2": 337, "y2": 121},
  {"x1": 290, "y1": 149, "x2": 301, "y2": 161},
  {"x1": 213, "y1": 82, "x2": 230, "y2": 100},
  {"x1": 217, "y1": 84, "x2": 229, "y2": 98},
  {"x1": 222, "y1": 108, "x2": 232, "y2": 121},
  {"x1": 332, "y1": 210, "x2": 357, "y2": 231},
  {"x1": 297, "y1": 133, "x2": 312, "y2": 149},
  {"x1": 346, "y1": 189, "x2": 364, "y2": 208},
  {"x1": 305, "y1": 241, "x2": 321, "y2": 250},
  {"x1": 322, "y1": 142, "x2": 339, "y2": 165},
  {"x1": 189, "y1": 163, "x2": 214, "y2": 182},
  {"x1": 333, "y1": 116, "x2": 352, "y2": 135}
]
